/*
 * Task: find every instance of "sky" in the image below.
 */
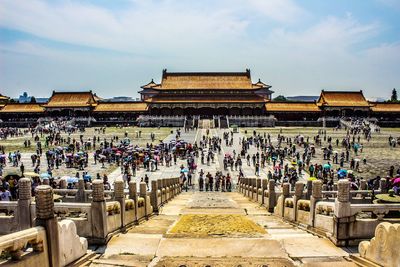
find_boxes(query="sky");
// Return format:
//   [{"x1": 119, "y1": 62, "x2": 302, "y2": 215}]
[{"x1": 0, "y1": 0, "x2": 399, "y2": 99}]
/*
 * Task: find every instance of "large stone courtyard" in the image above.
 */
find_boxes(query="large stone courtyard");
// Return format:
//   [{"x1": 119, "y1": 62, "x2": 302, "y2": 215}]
[
  {"x1": 3, "y1": 126, "x2": 400, "y2": 186},
  {"x1": 1, "y1": 126, "x2": 172, "y2": 179},
  {"x1": 241, "y1": 127, "x2": 400, "y2": 180}
]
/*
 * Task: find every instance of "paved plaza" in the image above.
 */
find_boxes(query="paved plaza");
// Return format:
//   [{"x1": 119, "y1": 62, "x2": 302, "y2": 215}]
[{"x1": 4, "y1": 125, "x2": 400, "y2": 191}]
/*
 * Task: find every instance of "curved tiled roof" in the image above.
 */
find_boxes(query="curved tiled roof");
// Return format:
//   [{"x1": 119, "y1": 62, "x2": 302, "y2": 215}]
[
  {"x1": 370, "y1": 102, "x2": 400, "y2": 112},
  {"x1": 94, "y1": 102, "x2": 148, "y2": 112},
  {"x1": 0, "y1": 103, "x2": 44, "y2": 113},
  {"x1": 44, "y1": 91, "x2": 98, "y2": 108},
  {"x1": 317, "y1": 90, "x2": 369, "y2": 107},
  {"x1": 0, "y1": 94, "x2": 10, "y2": 101},
  {"x1": 266, "y1": 102, "x2": 320, "y2": 112},
  {"x1": 141, "y1": 70, "x2": 271, "y2": 90}
]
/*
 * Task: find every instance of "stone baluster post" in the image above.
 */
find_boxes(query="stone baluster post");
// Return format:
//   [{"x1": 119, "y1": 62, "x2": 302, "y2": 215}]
[
  {"x1": 151, "y1": 180, "x2": 159, "y2": 214},
  {"x1": 256, "y1": 178, "x2": 261, "y2": 202},
  {"x1": 170, "y1": 178, "x2": 174, "y2": 198},
  {"x1": 114, "y1": 178, "x2": 126, "y2": 228},
  {"x1": 253, "y1": 178, "x2": 257, "y2": 200},
  {"x1": 75, "y1": 178, "x2": 87, "y2": 202},
  {"x1": 332, "y1": 179, "x2": 352, "y2": 246},
  {"x1": 162, "y1": 178, "x2": 167, "y2": 203},
  {"x1": 175, "y1": 177, "x2": 179, "y2": 195},
  {"x1": 59, "y1": 179, "x2": 67, "y2": 189},
  {"x1": 164, "y1": 178, "x2": 168, "y2": 201},
  {"x1": 279, "y1": 183, "x2": 290, "y2": 217},
  {"x1": 176, "y1": 177, "x2": 180, "y2": 194},
  {"x1": 174, "y1": 177, "x2": 178, "y2": 196},
  {"x1": 157, "y1": 179, "x2": 163, "y2": 204},
  {"x1": 267, "y1": 179, "x2": 276, "y2": 212},
  {"x1": 249, "y1": 178, "x2": 254, "y2": 198},
  {"x1": 35, "y1": 185, "x2": 60, "y2": 267},
  {"x1": 166, "y1": 178, "x2": 170, "y2": 200},
  {"x1": 309, "y1": 180, "x2": 322, "y2": 227},
  {"x1": 360, "y1": 180, "x2": 367, "y2": 190},
  {"x1": 90, "y1": 180, "x2": 108, "y2": 244},
  {"x1": 379, "y1": 179, "x2": 387, "y2": 193},
  {"x1": 157, "y1": 178, "x2": 161, "y2": 191},
  {"x1": 261, "y1": 179, "x2": 268, "y2": 205},
  {"x1": 17, "y1": 178, "x2": 33, "y2": 230},
  {"x1": 360, "y1": 179, "x2": 367, "y2": 199},
  {"x1": 128, "y1": 181, "x2": 138, "y2": 224},
  {"x1": 140, "y1": 182, "x2": 149, "y2": 219},
  {"x1": 248, "y1": 178, "x2": 253, "y2": 199},
  {"x1": 169, "y1": 178, "x2": 173, "y2": 198},
  {"x1": 293, "y1": 181, "x2": 304, "y2": 221},
  {"x1": 306, "y1": 180, "x2": 312, "y2": 200}
]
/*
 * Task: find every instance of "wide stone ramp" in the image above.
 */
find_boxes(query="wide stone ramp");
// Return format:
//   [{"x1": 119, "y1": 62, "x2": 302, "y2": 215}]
[{"x1": 90, "y1": 192, "x2": 357, "y2": 266}]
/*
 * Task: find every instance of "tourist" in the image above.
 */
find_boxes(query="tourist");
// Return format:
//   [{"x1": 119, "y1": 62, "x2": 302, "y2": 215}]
[{"x1": 0, "y1": 187, "x2": 11, "y2": 201}]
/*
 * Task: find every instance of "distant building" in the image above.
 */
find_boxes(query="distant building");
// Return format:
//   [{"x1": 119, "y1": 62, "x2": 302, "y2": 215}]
[
  {"x1": 103, "y1": 96, "x2": 135, "y2": 102},
  {"x1": 140, "y1": 69, "x2": 273, "y2": 116},
  {"x1": 1, "y1": 70, "x2": 400, "y2": 127},
  {"x1": 19, "y1": 92, "x2": 32, "y2": 103}
]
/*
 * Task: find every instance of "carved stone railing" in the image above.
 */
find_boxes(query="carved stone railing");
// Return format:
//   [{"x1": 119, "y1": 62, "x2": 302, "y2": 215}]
[
  {"x1": 351, "y1": 203, "x2": 400, "y2": 219},
  {"x1": 0, "y1": 226, "x2": 47, "y2": 262},
  {"x1": 238, "y1": 178, "x2": 400, "y2": 247},
  {"x1": 0, "y1": 177, "x2": 181, "y2": 245},
  {"x1": 358, "y1": 222, "x2": 400, "y2": 267}
]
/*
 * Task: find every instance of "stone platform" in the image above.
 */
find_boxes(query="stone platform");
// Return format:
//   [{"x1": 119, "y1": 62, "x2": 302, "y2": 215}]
[{"x1": 90, "y1": 191, "x2": 357, "y2": 266}]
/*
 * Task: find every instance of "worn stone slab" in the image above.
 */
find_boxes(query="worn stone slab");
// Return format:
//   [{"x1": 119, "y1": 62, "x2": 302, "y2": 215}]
[
  {"x1": 92, "y1": 255, "x2": 153, "y2": 267},
  {"x1": 128, "y1": 215, "x2": 177, "y2": 234},
  {"x1": 153, "y1": 257, "x2": 295, "y2": 267},
  {"x1": 300, "y1": 257, "x2": 358, "y2": 267},
  {"x1": 282, "y1": 237, "x2": 349, "y2": 258},
  {"x1": 157, "y1": 238, "x2": 289, "y2": 258},
  {"x1": 180, "y1": 208, "x2": 245, "y2": 215},
  {"x1": 187, "y1": 192, "x2": 239, "y2": 208},
  {"x1": 104, "y1": 233, "x2": 162, "y2": 257}
]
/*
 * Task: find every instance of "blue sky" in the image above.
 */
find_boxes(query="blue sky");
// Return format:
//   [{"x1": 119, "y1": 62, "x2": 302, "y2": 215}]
[{"x1": 0, "y1": 0, "x2": 399, "y2": 99}]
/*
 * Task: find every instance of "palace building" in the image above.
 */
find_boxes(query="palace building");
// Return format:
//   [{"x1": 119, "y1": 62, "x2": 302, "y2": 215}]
[
  {"x1": 139, "y1": 69, "x2": 273, "y2": 116},
  {"x1": 1, "y1": 69, "x2": 400, "y2": 127}
]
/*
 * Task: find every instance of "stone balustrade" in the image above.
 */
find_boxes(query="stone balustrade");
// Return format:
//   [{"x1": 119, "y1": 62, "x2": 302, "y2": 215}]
[
  {"x1": 0, "y1": 185, "x2": 88, "y2": 267},
  {"x1": 0, "y1": 177, "x2": 181, "y2": 245},
  {"x1": 238, "y1": 178, "x2": 400, "y2": 247},
  {"x1": 0, "y1": 226, "x2": 48, "y2": 265}
]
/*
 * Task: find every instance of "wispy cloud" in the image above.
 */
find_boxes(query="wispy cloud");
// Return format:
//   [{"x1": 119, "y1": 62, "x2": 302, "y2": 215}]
[{"x1": 247, "y1": 0, "x2": 306, "y2": 23}]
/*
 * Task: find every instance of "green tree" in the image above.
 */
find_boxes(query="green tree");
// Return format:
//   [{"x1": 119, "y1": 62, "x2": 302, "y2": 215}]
[
  {"x1": 390, "y1": 88, "x2": 398, "y2": 102},
  {"x1": 30, "y1": 96, "x2": 37, "y2": 103},
  {"x1": 273, "y1": 95, "x2": 288, "y2": 102}
]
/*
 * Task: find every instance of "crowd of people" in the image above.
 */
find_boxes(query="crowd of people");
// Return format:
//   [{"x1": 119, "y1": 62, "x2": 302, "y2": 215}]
[{"x1": 1, "y1": 116, "x2": 400, "y2": 203}]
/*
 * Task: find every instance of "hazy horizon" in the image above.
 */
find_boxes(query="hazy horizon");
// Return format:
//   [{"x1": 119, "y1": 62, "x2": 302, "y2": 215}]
[{"x1": 1, "y1": 0, "x2": 399, "y2": 99}]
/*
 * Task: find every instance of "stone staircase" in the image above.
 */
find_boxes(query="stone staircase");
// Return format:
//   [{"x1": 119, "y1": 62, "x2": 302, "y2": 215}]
[
  {"x1": 199, "y1": 119, "x2": 214, "y2": 129},
  {"x1": 89, "y1": 192, "x2": 356, "y2": 267}
]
